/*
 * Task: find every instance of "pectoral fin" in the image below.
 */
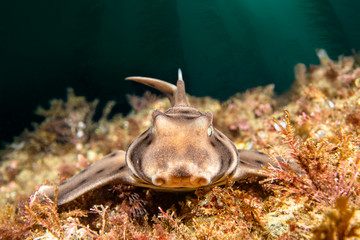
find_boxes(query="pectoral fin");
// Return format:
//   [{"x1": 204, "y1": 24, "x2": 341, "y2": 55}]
[
  {"x1": 233, "y1": 149, "x2": 302, "y2": 180},
  {"x1": 34, "y1": 150, "x2": 134, "y2": 205},
  {"x1": 233, "y1": 150, "x2": 273, "y2": 180}
]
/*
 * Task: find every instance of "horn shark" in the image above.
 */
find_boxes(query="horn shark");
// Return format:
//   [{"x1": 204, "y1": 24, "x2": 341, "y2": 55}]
[{"x1": 35, "y1": 69, "x2": 276, "y2": 205}]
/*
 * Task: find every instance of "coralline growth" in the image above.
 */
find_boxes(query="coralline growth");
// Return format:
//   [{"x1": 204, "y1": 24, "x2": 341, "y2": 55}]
[{"x1": 0, "y1": 49, "x2": 360, "y2": 239}]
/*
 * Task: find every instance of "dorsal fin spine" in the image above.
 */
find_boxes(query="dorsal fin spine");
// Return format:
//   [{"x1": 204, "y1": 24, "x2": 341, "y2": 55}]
[
  {"x1": 178, "y1": 68, "x2": 183, "y2": 81},
  {"x1": 175, "y1": 69, "x2": 188, "y2": 106}
]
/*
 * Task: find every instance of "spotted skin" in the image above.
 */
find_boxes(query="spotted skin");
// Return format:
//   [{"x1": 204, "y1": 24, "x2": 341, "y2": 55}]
[{"x1": 35, "y1": 69, "x2": 278, "y2": 205}]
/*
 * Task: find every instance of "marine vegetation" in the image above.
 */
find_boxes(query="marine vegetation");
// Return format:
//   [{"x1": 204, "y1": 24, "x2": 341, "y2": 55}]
[
  {"x1": 0, "y1": 49, "x2": 360, "y2": 239},
  {"x1": 34, "y1": 70, "x2": 280, "y2": 207}
]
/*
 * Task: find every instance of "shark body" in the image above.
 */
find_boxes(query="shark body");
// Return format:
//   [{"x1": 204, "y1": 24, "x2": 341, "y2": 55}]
[{"x1": 36, "y1": 70, "x2": 275, "y2": 205}]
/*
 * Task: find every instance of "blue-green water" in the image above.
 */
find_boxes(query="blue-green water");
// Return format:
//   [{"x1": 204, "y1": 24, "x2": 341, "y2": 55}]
[{"x1": 0, "y1": 0, "x2": 359, "y2": 144}]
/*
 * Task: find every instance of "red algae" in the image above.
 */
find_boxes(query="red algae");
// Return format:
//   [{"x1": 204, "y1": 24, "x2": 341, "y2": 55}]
[{"x1": 0, "y1": 49, "x2": 360, "y2": 239}]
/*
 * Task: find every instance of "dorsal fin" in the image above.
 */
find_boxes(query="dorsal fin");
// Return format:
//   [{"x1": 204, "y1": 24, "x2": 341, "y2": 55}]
[
  {"x1": 125, "y1": 69, "x2": 188, "y2": 106},
  {"x1": 175, "y1": 69, "x2": 188, "y2": 106}
]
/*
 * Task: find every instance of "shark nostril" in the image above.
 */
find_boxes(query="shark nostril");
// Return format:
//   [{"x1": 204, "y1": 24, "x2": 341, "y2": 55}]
[
  {"x1": 152, "y1": 176, "x2": 166, "y2": 186},
  {"x1": 191, "y1": 176, "x2": 210, "y2": 186}
]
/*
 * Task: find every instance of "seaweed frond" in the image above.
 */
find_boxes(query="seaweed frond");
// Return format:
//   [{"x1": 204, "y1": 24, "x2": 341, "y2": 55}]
[
  {"x1": 1, "y1": 50, "x2": 360, "y2": 239},
  {"x1": 25, "y1": 187, "x2": 63, "y2": 238},
  {"x1": 312, "y1": 197, "x2": 360, "y2": 240},
  {"x1": 0, "y1": 204, "x2": 31, "y2": 240},
  {"x1": 191, "y1": 184, "x2": 264, "y2": 239},
  {"x1": 264, "y1": 110, "x2": 360, "y2": 205}
]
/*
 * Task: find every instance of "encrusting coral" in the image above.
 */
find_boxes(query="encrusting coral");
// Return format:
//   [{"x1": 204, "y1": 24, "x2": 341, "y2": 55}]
[{"x1": 0, "y1": 49, "x2": 359, "y2": 239}]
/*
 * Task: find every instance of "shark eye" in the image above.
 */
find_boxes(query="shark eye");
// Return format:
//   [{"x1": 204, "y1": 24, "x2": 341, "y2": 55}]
[{"x1": 207, "y1": 126, "x2": 214, "y2": 137}]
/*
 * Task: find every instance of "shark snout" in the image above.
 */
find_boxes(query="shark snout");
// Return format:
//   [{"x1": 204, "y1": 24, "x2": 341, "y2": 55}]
[{"x1": 152, "y1": 167, "x2": 211, "y2": 187}]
